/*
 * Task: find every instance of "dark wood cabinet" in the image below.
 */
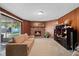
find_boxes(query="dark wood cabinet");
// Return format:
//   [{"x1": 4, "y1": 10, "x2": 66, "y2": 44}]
[{"x1": 54, "y1": 24, "x2": 77, "y2": 50}]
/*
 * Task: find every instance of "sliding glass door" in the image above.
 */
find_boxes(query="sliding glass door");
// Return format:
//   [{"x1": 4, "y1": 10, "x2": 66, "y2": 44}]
[{"x1": 0, "y1": 14, "x2": 21, "y2": 42}]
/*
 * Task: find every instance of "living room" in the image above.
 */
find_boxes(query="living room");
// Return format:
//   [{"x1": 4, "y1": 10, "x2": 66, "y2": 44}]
[{"x1": 0, "y1": 3, "x2": 79, "y2": 56}]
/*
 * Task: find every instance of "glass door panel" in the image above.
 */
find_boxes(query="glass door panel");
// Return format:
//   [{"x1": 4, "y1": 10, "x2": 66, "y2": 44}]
[{"x1": 0, "y1": 14, "x2": 21, "y2": 42}]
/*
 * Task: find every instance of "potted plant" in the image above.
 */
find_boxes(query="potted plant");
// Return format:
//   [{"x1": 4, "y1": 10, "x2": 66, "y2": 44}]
[{"x1": 44, "y1": 32, "x2": 50, "y2": 38}]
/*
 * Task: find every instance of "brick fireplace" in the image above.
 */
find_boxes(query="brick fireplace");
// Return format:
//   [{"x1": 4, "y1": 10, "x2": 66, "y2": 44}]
[
  {"x1": 30, "y1": 22, "x2": 45, "y2": 37},
  {"x1": 31, "y1": 28, "x2": 45, "y2": 37}
]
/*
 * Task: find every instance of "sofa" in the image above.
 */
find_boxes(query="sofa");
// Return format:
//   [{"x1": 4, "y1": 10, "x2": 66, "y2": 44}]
[{"x1": 6, "y1": 33, "x2": 34, "y2": 56}]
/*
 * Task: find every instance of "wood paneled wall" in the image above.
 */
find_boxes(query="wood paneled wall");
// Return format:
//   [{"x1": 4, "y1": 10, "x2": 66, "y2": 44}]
[
  {"x1": 58, "y1": 8, "x2": 77, "y2": 30},
  {"x1": 21, "y1": 20, "x2": 31, "y2": 35},
  {"x1": 77, "y1": 8, "x2": 79, "y2": 42},
  {"x1": 58, "y1": 7, "x2": 79, "y2": 43}
]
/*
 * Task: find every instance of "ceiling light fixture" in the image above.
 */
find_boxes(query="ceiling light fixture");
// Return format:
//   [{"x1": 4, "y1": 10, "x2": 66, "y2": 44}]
[{"x1": 37, "y1": 10, "x2": 44, "y2": 15}]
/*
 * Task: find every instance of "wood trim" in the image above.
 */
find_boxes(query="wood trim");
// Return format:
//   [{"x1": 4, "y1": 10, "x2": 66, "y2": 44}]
[
  {"x1": 0, "y1": 7, "x2": 29, "y2": 22},
  {"x1": 1, "y1": 11, "x2": 23, "y2": 22}
]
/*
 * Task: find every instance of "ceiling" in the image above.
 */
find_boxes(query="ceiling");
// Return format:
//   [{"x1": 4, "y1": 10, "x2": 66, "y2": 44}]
[{"x1": 0, "y1": 3, "x2": 79, "y2": 21}]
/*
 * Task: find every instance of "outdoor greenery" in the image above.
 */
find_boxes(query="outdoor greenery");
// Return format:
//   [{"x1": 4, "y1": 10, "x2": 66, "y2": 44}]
[{"x1": 0, "y1": 20, "x2": 21, "y2": 37}]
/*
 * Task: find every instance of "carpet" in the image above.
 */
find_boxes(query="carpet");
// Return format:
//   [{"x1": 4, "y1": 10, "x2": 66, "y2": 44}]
[{"x1": 29, "y1": 38, "x2": 72, "y2": 56}]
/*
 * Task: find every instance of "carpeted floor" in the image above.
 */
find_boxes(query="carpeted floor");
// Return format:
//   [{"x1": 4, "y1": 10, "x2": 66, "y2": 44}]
[{"x1": 29, "y1": 38, "x2": 72, "y2": 56}]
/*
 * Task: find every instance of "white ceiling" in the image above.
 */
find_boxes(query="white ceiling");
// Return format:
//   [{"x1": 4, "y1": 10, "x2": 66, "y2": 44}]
[{"x1": 0, "y1": 3, "x2": 79, "y2": 21}]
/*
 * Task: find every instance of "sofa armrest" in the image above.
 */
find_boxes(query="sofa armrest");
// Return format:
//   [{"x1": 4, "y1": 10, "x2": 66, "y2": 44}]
[{"x1": 6, "y1": 43, "x2": 28, "y2": 56}]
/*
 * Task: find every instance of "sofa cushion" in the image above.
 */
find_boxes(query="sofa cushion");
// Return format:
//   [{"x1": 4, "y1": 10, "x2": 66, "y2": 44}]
[
  {"x1": 14, "y1": 33, "x2": 30, "y2": 43},
  {"x1": 14, "y1": 34, "x2": 26, "y2": 43},
  {"x1": 24, "y1": 33, "x2": 29, "y2": 40}
]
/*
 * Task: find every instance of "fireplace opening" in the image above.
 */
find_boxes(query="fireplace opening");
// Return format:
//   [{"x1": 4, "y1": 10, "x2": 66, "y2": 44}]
[{"x1": 35, "y1": 31, "x2": 41, "y2": 36}]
